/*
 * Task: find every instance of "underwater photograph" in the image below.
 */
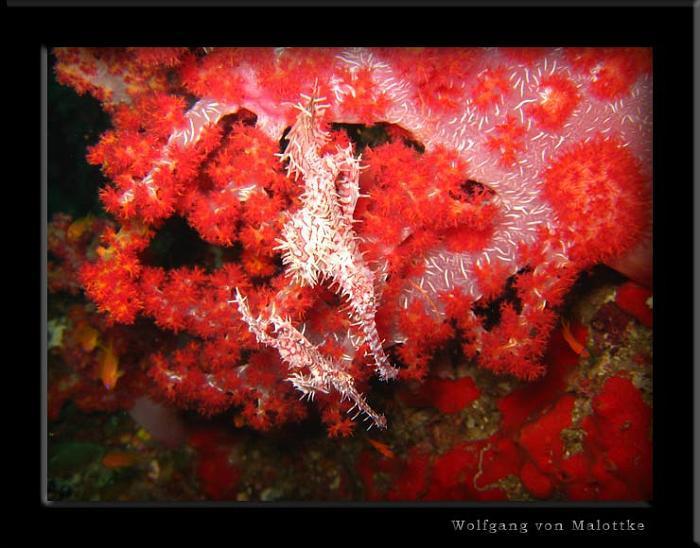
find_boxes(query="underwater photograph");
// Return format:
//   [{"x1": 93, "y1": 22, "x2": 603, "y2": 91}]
[{"x1": 46, "y1": 47, "x2": 653, "y2": 503}]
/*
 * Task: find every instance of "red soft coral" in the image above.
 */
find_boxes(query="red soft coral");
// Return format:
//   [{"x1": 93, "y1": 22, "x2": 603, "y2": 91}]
[{"x1": 542, "y1": 134, "x2": 650, "y2": 264}]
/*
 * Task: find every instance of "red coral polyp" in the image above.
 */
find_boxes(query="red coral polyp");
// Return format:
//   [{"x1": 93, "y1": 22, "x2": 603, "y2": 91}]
[
  {"x1": 566, "y1": 47, "x2": 652, "y2": 101},
  {"x1": 485, "y1": 115, "x2": 526, "y2": 167},
  {"x1": 526, "y1": 74, "x2": 580, "y2": 131},
  {"x1": 470, "y1": 67, "x2": 510, "y2": 111},
  {"x1": 542, "y1": 135, "x2": 650, "y2": 264}
]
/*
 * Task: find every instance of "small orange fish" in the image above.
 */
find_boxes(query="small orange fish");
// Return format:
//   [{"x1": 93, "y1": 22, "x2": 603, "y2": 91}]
[
  {"x1": 561, "y1": 319, "x2": 590, "y2": 358},
  {"x1": 98, "y1": 340, "x2": 123, "y2": 391},
  {"x1": 74, "y1": 322, "x2": 100, "y2": 353},
  {"x1": 367, "y1": 438, "x2": 395, "y2": 459},
  {"x1": 101, "y1": 451, "x2": 138, "y2": 469}
]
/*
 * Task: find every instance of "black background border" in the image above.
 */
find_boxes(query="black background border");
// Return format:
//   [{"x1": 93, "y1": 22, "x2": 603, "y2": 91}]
[{"x1": 13, "y1": 2, "x2": 694, "y2": 547}]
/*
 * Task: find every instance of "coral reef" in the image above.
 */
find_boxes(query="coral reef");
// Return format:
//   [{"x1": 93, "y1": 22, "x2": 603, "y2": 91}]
[{"x1": 48, "y1": 47, "x2": 652, "y2": 501}]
